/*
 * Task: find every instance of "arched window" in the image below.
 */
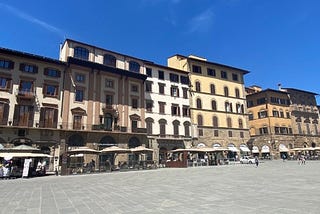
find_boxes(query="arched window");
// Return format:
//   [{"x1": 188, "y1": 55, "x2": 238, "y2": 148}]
[
  {"x1": 173, "y1": 120, "x2": 180, "y2": 137},
  {"x1": 197, "y1": 115, "x2": 203, "y2": 126},
  {"x1": 183, "y1": 121, "x2": 191, "y2": 137},
  {"x1": 211, "y1": 100, "x2": 217, "y2": 110},
  {"x1": 103, "y1": 54, "x2": 116, "y2": 67},
  {"x1": 212, "y1": 116, "x2": 218, "y2": 127},
  {"x1": 235, "y1": 88, "x2": 240, "y2": 98},
  {"x1": 145, "y1": 117, "x2": 154, "y2": 135},
  {"x1": 129, "y1": 61, "x2": 140, "y2": 73},
  {"x1": 225, "y1": 102, "x2": 232, "y2": 112},
  {"x1": 210, "y1": 84, "x2": 215, "y2": 94},
  {"x1": 196, "y1": 98, "x2": 202, "y2": 109},
  {"x1": 74, "y1": 46, "x2": 89, "y2": 61},
  {"x1": 238, "y1": 118, "x2": 243, "y2": 129},
  {"x1": 195, "y1": 81, "x2": 201, "y2": 92},
  {"x1": 224, "y1": 86, "x2": 229, "y2": 97},
  {"x1": 159, "y1": 119, "x2": 167, "y2": 136},
  {"x1": 227, "y1": 117, "x2": 232, "y2": 128}
]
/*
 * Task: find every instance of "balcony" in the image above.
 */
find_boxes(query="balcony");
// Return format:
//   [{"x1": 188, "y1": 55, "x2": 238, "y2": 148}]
[{"x1": 16, "y1": 89, "x2": 36, "y2": 102}]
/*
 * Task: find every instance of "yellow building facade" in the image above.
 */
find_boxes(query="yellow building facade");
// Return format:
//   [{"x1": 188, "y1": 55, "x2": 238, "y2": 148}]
[{"x1": 168, "y1": 55, "x2": 250, "y2": 154}]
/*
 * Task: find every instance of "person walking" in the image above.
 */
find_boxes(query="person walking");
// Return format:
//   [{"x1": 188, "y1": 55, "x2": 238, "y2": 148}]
[{"x1": 255, "y1": 156, "x2": 259, "y2": 167}]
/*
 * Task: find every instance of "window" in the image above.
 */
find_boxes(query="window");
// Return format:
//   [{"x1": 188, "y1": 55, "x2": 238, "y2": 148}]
[
  {"x1": 210, "y1": 84, "x2": 215, "y2": 94},
  {"x1": 103, "y1": 54, "x2": 116, "y2": 67},
  {"x1": 211, "y1": 100, "x2": 217, "y2": 111},
  {"x1": 129, "y1": 61, "x2": 140, "y2": 73},
  {"x1": 258, "y1": 110, "x2": 267, "y2": 118},
  {"x1": 280, "y1": 110, "x2": 284, "y2": 118},
  {"x1": 146, "y1": 119, "x2": 153, "y2": 135},
  {"x1": 74, "y1": 46, "x2": 89, "y2": 60},
  {"x1": 221, "y1": 71, "x2": 227, "y2": 79},
  {"x1": 131, "y1": 120, "x2": 138, "y2": 131},
  {"x1": 224, "y1": 87, "x2": 229, "y2": 97},
  {"x1": 169, "y1": 73, "x2": 179, "y2": 83},
  {"x1": 236, "y1": 104, "x2": 241, "y2": 113},
  {"x1": 131, "y1": 84, "x2": 138, "y2": 92},
  {"x1": 198, "y1": 129, "x2": 203, "y2": 136},
  {"x1": 212, "y1": 116, "x2": 218, "y2": 127},
  {"x1": 248, "y1": 113, "x2": 253, "y2": 120},
  {"x1": 171, "y1": 105, "x2": 180, "y2": 116},
  {"x1": 105, "y1": 79, "x2": 114, "y2": 88},
  {"x1": 184, "y1": 123, "x2": 190, "y2": 137},
  {"x1": 214, "y1": 130, "x2": 219, "y2": 137},
  {"x1": 182, "y1": 88, "x2": 188, "y2": 99},
  {"x1": 240, "y1": 132, "x2": 244, "y2": 138},
  {"x1": 286, "y1": 112, "x2": 290, "y2": 118},
  {"x1": 106, "y1": 94, "x2": 113, "y2": 105},
  {"x1": 180, "y1": 76, "x2": 189, "y2": 85},
  {"x1": 0, "y1": 102, "x2": 9, "y2": 125},
  {"x1": 0, "y1": 77, "x2": 11, "y2": 90},
  {"x1": 257, "y1": 98, "x2": 266, "y2": 105},
  {"x1": 173, "y1": 120, "x2": 179, "y2": 137},
  {"x1": 158, "y1": 70, "x2": 164, "y2": 80},
  {"x1": 19, "y1": 63, "x2": 38, "y2": 73},
  {"x1": 195, "y1": 81, "x2": 201, "y2": 92},
  {"x1": 235, "y1": 88, "x2": 240, "y2": 98},
  {"x1": 192, "y1": 65, "x2": 202, "y2": 74},
  {"x1": 145, "y1": 81, "x2": 152, "y2": 92},
  {"x1": 159, "y1": 121, "x2": 166, "y2": 136},
  {"x1": 182, "y1": 105, "x2": 189, "y2": 117},
  {"x1": 232, "y1": 73, "x2": 238, "y2": 81},
  {"x1": 247, "y1": 100, "x2": 254, "y2": 107},
  {"x1": 146, "y1": 100, "x2": 153, "y2": 112},
  {"x1": 132, "y1": 98, "x2": 138, "y2": 109},
  {"x1": 228, "y1": 131, "x2": 233, "y2": 137},
  {"x1": 13, "y1": 105, "x2": 34, "y2": 127},
  {"x1": 207, "y1": 68, "x2": 216, "y2": 76},
  {"x1": 225, "y1": 102, "x2": 232, "y2": 112},
  {"x1": 196, "y1": 98, "x2": 202, "y2": 109},
  {"x1": 75, "y1": 89, "x2": 84, "y2": 102},
  {"x1": 259, "y1": 127, "x2": 268, "y2": 134},
  {"x1": 0, "y1": 59, "x2": 14, "y2": 69},
  {"x1": 73, "y1": 115, "x2": 82, "y2": 130},
  {"x1": 76, "y1": 74, "x2": 85, "y2": 83},
  {"x1": 146, "y1": 67, "x2": 152, "y2": 77},
  {"x1": 39, "y1": 107, "x2": 58, "y2": 128},
  {"x1": 44, "y1": 84, "x2": 58, "y2": 97},
  {"x1": 238, "y1": 119, "x2": 243, "y2": 129},
  {"x1": 44, "y1": 68, "x2": 61, "y2": 77},
  {"x1": 19, "y1": 80, "x2": 34, "y2": 96},
  {"x1": 170, "y1": 86, "x2": 179, "y2": 97},
  {"x1": 158, "y1": 83, "x2": 165, "y2": 94},
  {"x1": 159, "y1": 102, "x2": 165, "y2": 114},
  {"x1": 272, "y1": 110, "x2": 279, "y2": 117},
  {"x1": 197, "y1": 115, "x2": 203, "y2": 125},
  {"x1": 227, "y1": 117, "x2": 232, "y2": 128}
]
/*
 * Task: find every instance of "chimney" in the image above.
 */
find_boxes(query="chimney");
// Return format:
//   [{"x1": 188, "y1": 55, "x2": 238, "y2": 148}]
[{"x1": 278, "y1": 83, "x2": 282, "y2": 91}]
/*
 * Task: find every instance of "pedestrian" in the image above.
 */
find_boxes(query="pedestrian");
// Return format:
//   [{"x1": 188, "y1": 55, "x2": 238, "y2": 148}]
[{"x1": 255, "y1": 156, "x2": 259, "y2": 167}]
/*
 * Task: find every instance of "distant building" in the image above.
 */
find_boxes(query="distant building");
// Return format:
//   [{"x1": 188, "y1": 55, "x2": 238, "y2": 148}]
[{"x1": 246, "y1": 85, "x2": 320, "y2": 159}]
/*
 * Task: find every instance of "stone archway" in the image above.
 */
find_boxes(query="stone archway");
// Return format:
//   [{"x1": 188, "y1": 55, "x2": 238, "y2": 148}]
[
  {"x1": 99, "y1": 136, "x2": 116, "y2": 149},
  {"x1": 128, "y1": 137, "x2": 141, "y2": 148},
  {"x1": 68, "y1": 134, "x2": 84, "y2": 147}
]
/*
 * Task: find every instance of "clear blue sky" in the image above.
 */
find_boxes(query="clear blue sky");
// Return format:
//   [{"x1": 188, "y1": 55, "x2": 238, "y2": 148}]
[{"x1": 1, "y1": 0, "x2": 319, "y2": 103}]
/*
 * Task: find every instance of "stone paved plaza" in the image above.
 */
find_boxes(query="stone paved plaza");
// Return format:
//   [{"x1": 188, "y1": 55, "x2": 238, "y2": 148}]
[{"x1": 0, "y1": 160, "x2": 320, "y2": 214}]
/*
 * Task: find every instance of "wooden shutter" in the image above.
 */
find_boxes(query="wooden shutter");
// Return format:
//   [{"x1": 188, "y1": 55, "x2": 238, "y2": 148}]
[
  {"x1": 13, "y1": 105, "x2": 19, "y2": 126},
  {"x1": 28, "y1": 106, "x2": 34, "y2": 127},
  {"x1": 39, "y1": 108, "x2": 45, "y2": 127},
  {"x1": 53, "y1": 109, "x2": 58, "y2": 128},
  {"x1": 2, "y1": 103, "x2": 9, "y2": 125}
]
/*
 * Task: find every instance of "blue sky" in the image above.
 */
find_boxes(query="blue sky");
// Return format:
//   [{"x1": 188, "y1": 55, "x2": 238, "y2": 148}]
[{"x1": 1, "y1": 0, "x2": 320, "y2": 103}]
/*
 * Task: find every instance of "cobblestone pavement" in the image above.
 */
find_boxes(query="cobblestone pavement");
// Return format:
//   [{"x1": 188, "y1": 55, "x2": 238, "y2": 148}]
[{"x1": 1, "y1": 160, "x2": 320, "y2": 214}]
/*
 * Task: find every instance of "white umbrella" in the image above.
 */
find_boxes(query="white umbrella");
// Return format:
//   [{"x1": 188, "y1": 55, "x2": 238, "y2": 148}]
[
  {"x1": 100, "y1": 146, "x2": 131, "y2": 153},
  {"x1": 68, "y1": 147, "x2": 101, "y2": 154},
  {"x1": 130, "y1": 146, "x2": 154, "y2": 153}
]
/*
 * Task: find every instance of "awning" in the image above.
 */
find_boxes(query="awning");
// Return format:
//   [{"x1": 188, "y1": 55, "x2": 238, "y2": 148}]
[
  {"x1": 0, "y1": 152, "x2": 52, "y2": 158},
  {"x1": 228, "y1": 147, "x2": 239, "y2": 152},
  {"x1": 261, "y1": 146, "x2": 270, "y2": 153},
  {"x1": 240, "y1": 146, "x2": 250, "y2": 152},
  {"x1": 279, "y1": 147, "x2": 289, "y2": 152},
  {"x1": 252, "y1": 146, "x2": 260, "y2": 153}
]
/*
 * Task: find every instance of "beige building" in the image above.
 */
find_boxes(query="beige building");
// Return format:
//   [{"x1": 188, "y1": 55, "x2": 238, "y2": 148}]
[
  {"x1": 0, "y1": 47, "x2": 66, "y2": 171},
  {"x1": 246, "y1": 86, "x2": 320, "y2": 159},
  {"x1": 168, "y1": 54, "x2": 250, "y2": 157}
]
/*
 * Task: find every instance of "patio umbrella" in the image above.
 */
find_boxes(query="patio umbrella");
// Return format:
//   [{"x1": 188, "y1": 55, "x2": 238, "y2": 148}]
[
  {"x1": 68, "y1": 146, "x2": 101, "y2": 154},
  {"x1": 100, "y1": 146, "x2": 131, "y2": 153},
  {"x1": 1, "y1": 144, "x2": 40, "y2": 152},
  {"x1": 130, "y1": 146, "x2": 154, "y2": 153}
]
